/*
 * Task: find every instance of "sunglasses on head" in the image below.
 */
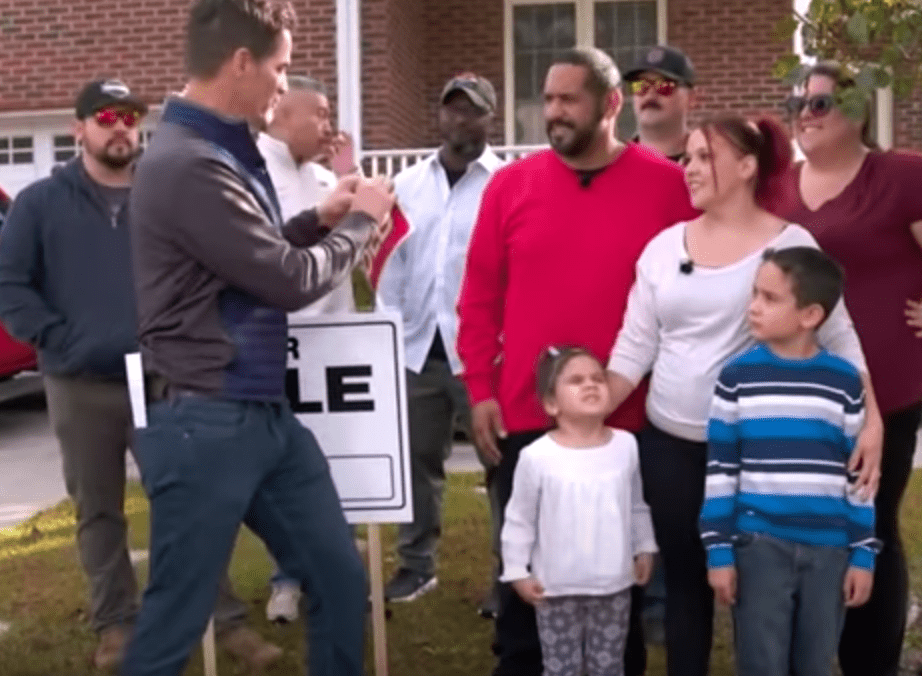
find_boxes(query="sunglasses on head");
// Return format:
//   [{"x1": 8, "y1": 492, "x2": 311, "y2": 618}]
[
  {"x1": 93, "y1": 108, "x2": 141, "y2": 128},
  {"x1": 784, "y1": 93, "x2": 836, "y2": 118},
  {"x1": 629, "y1": 77, "x2": 679, "y2": 97}
]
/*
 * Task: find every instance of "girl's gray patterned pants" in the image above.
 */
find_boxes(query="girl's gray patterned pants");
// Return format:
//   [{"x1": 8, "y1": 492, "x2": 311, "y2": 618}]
[{"x1": 534, "y1": 589, "x2": 632, "y2": 676}]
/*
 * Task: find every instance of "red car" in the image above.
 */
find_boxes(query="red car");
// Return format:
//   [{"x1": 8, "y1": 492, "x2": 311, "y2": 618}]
[{"x1": 0, "y1": 185, "x2": 39, "y2": 379}]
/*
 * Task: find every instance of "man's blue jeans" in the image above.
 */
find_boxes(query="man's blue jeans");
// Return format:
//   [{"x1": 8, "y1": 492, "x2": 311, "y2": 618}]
[
  {"x1": 122, "y1": 396, "x2": 366, "y2": 676},
  {"x1": 734, "y1": 533, "x2": 850, "y2": 676}
]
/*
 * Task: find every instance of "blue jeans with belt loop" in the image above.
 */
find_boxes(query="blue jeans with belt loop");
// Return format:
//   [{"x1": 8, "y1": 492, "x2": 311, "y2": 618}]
[
  {"x1": 734, "y1": 533, "x2": 850, "y2": 676},
  {"x1": 122, "y1": 396, "x2": 367, "y2": 676}
]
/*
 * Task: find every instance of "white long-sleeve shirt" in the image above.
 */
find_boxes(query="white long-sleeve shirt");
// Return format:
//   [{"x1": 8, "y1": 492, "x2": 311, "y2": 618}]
[
  {"x1": 608, "y1": 222, "x2": 867, "y2": 442},
  {"x1": 500, "y1": 430, "x2": 658, "y2": 597},
  {"x1": 256, "y1": 132, "x2": 355, "y2": 315},
  {"x1": 377, "y1": 148, "x2": 504, "y2": 374}
]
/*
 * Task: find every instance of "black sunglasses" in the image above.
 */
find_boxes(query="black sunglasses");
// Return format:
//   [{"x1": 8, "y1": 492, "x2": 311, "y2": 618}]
[{"x1": 784, "y1": 93, "x2": 836, "y2": 118}]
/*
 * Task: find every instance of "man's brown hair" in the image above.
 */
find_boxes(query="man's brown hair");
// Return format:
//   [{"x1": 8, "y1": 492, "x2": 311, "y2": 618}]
[{"x1": 186, "y1": 0, "x2": 296, "y2": 78}]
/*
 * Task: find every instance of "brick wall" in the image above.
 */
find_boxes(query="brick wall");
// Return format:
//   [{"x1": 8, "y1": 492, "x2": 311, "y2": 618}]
[
  {"x1": 385, "y1": 0, "x2": 794, "y2": 148},
  {"x1": 7, "y1": 0, "x2": 909, "y2": 152},
  {"x1": 420, "y1": 0, "x2": 505, "y2": 147},
  {"x1": 360, "y1": 0, "x2": 427, "y2": 149},
  {"x1": 894, "y1": 90, "x2": 922, "y2": 151},
  {"x1": 0, "y1": 0, "x2": 336, "y2": 112},
  {"x1": 669, "y1": 0, "x2": 791, "y2": 124}
]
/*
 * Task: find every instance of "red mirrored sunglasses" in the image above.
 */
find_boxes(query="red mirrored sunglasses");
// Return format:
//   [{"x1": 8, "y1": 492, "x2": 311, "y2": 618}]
[
  {"x1": 94, "y1": 108, "x2": 141, "y2": 128},
  {"x1": 629, "y1": 77, "x2": 679, "y2": 97}
]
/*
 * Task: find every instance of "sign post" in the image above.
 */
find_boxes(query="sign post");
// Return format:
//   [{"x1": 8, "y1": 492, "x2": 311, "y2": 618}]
[{"x1": 286, "y1": 310, "x2": 413, "y2": 676}]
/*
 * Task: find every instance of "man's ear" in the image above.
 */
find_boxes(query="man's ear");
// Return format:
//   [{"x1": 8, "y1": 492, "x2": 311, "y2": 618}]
[
  {"x1": 73, "y1": 119, "x2": 86, "y2": 146},
  {"x1": 229, "y1": 47, "x2": 254, "y2": 77},
  {"x1": 606, "y1": 88, "x2": 623, "y2": 120}
]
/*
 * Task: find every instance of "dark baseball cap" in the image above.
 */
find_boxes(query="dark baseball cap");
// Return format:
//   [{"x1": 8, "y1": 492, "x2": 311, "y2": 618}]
[
  {"x1": 440, "y1": 74, "x2": 497, "y2": 114},
  {"x1": 623, "y1": 46, "x2": 696, "y2": 86},
  {"x1": 75, "y1": 79, "x2": 148, "y2": 119}
]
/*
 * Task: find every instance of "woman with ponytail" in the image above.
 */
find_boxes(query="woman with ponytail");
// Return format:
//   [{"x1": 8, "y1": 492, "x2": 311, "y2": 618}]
[
  {"x1": 775, "y1": 61, "x2": 922, "y2": 676},
  {"x1": 604, "y1": 114, "x2": 880, "y2": 676}
]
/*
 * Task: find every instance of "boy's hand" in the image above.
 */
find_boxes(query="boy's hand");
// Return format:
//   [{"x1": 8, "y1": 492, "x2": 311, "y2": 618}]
[
  {"x1": 634, "y1": 553, "x2": 654, "y2": 585},
  {"x1": 844, "y1": 567, "x2": 874, "y2": 607},
  {"x1": 511, "y1": 578, "x2": 545, "y2": 606},
  {"x1": 708, "y1": 567, "x2": 737, "y2": 606}
]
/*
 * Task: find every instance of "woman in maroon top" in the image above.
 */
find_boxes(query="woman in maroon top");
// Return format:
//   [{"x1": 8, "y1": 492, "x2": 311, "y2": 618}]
[{"x1": 776, "y1": 61, "x2": 922, "y2": 676}]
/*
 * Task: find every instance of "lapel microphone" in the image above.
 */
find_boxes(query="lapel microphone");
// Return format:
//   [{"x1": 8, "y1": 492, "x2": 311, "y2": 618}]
[{"x1": 679, "y1": 259, "x2": 694, "y2": 274}]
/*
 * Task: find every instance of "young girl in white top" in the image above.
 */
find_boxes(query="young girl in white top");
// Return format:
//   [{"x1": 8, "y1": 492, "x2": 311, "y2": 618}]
[
  {"x1": 502, "y1": 346, "x2": 658, "y2": 676},
  {"x1": 604, "y1": 116, "x2": 881, "y2": 676}
]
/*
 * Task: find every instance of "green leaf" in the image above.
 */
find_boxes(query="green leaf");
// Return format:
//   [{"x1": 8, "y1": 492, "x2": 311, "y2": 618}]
[
  {"x1": 893, "y1": 21, "x2": 913, "y2": 48},
  {"x1": 855, "y1": 66, "x2": 877, "y2": 92},
  {"x1": 893, "y1": 77, "x2": 913, "y2": 98},
  {"x1": 838, "y1": 88, "x2": 869, "y2": 121},
  {"x1": 773, "y1": 15, "x2": 799, "y2": 42},
  {"x1": 874, "y1": 66, "x2": 892, "y2": 89},
  {"x1": 773, "y1": 54, "x2": 802, "y2": 81},
  {"x1": 847, "y1": 12, "x2": 871, "y2": 44}
]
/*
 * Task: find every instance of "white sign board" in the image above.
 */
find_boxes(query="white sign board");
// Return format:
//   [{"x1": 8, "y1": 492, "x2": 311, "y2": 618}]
[{"x1": 286, "y1": 311, "x2": 412, "y2": 524}]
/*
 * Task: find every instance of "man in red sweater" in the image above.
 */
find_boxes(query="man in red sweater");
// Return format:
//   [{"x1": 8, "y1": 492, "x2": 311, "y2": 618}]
[{"x1": 457, "y1": 46, "x2": 696, "y2": 676}]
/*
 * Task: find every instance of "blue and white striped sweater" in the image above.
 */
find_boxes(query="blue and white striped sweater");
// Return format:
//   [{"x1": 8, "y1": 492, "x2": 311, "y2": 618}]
[{"x1": 699, "y1": 345, "x2": 880, "y2": 570}]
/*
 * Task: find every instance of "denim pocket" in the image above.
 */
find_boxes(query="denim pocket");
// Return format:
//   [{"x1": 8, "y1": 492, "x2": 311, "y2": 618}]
[
  {"x1": 133, "y1": 421, "x2": 194, "y2": 499},
  {"x1": 170, "y1": 397, "x2": 249, "y2": 440}
]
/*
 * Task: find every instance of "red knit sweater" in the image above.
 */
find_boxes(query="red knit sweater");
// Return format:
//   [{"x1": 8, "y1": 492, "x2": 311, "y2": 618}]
[{"x1": 457, "y1": 145, "x2": 696, "y2": 433}]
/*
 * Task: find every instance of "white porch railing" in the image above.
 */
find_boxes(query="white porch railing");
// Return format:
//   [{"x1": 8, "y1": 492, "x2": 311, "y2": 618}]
[{"x1": 361, "y1": 144, "x2": 546, "y2": 178}]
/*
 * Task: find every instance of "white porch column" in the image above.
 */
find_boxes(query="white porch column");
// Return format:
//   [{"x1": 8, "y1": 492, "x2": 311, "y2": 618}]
[
  {"x1": 875, "y1": 86, "x2": 893, "y2": 150},
  {"x1": 336, "y1": 0, "x2": 363, "y2": 159}
]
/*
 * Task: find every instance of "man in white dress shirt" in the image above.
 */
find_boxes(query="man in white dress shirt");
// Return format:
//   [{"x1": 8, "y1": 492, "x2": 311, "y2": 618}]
[
  {"x1": 256, "y1": 75, "x2": 358, "y2": 621},
  {"x1": 377, "y1": 74, "x2": 503, "y2": 602}
]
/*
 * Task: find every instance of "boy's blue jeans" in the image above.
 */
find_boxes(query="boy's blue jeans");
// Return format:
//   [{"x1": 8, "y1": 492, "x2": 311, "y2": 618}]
[
  {"x1": 734, "y1": 533, "x2": 850, "y2": 676},
  {"x1": 122, "y1": 396, "x2": 367, "y2": 676}
]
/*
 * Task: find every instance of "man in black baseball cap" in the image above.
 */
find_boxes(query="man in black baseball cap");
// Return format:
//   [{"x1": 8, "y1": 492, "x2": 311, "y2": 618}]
[
  {"x1": 75, "y1": 78, "x2": 149, "y2": 120},
  {"x1": 623, "y1": 45, "x2": 696, "y2": 162},
  {"x1": 74, "y1": 79, "x2": 149, "y2": 172}
]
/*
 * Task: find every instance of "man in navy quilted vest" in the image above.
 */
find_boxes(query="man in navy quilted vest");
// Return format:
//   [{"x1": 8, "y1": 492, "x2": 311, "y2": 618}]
[{"x1": 123, "y1": 1, "x2": 394, "y2": 674}]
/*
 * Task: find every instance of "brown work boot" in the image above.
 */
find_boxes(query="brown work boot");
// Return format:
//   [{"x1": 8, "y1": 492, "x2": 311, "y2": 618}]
[
  {"x1": 218, "y1": 626, "x2": 284, "y2": 671},
  {"x1": 93, "y1": 624, "x2": 130, "y2": 670}
]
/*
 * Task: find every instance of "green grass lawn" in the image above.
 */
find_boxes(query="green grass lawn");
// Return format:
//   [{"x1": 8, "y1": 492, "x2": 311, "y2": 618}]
[{"x1": 0, "y1": 471, "x2": 919, "y2": 675}]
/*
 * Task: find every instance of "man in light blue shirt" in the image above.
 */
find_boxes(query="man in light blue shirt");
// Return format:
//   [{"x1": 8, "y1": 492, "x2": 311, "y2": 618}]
[{"x1": 378, "y1": 74, "x2": 503, "y2": 602}]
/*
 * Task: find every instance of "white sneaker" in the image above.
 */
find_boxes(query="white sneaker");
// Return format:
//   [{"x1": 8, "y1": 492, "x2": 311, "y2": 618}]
[{"x1": 266, "y1": 582, "x2": 301, "y2": 623}]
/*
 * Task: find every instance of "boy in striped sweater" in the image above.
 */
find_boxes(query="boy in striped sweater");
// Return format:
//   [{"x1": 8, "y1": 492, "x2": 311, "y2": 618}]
[{"x1": 699, "y1": 246, "x2": 880, "y2": 676}]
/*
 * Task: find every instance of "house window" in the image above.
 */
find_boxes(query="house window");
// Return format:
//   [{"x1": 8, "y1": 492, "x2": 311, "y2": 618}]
[
  {"x1": 0, "y1": 136, "x2": 35, "y2": 165},
  {"x1": 54, "y1": 135, "x2": 78, "y2": 163},
  {"x1": 512, "y1": 3, "x2": 577, "y2": 144},
  {"x1": 505, "y1": 0, "x2": 664, "y2": 143}
]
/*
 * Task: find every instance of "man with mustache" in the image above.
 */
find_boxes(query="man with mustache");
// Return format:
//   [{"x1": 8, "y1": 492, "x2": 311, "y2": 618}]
[
  {"x1": 623, "y1": 45, "x2": 696, "y2": 163},
  {"x1": 621, "y1": 44, "x2": 696, "y2": 646},
  {"x1": 0, "y1": 78, "x2": 284, "y2": 672},
  {"x1": 457, "y1": 48, "x2": 696, "y2": 676}
]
